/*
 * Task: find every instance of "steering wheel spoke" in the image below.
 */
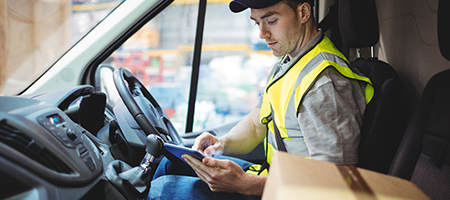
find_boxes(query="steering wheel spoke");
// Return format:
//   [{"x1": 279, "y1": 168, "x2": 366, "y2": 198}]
[{"x1": 113, "y1": 68, "x2": 183, "y2": 146}]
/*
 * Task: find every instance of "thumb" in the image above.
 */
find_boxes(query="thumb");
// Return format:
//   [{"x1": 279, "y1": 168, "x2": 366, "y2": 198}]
[{"x1": 204, "y1": 142, "x2": 223, "y2": 157}]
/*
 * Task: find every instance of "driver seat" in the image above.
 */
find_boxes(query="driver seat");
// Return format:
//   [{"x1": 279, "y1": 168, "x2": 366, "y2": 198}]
[{"x1": 338, "y1": 0, "x2": 405, "y2": 174}]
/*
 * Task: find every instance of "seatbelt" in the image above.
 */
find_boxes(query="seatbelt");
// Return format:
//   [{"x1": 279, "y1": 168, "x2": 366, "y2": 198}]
[
  {"x1": 270, "y1": 106, "x2": 287, "y2": 152},
  {"x1": 256, "y1": 108, "x2": 288, "y2": 175},
  {"x1": 271, "y1": 114, "x2": 288, "y2": 152},
  {"x1": 255, "y1": 127, "x2": 270, "y2": 176}
]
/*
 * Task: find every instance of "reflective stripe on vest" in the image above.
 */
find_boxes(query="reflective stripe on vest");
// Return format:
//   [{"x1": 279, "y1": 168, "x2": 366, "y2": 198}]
[{"x1": 260, "y1": 36, "x2": 374, "y2": 165}]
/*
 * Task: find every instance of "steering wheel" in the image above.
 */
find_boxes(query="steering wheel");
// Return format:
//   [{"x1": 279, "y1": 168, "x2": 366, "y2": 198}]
[{"x1": 113, "y1": 67, "x2": 183, "y2": 146}]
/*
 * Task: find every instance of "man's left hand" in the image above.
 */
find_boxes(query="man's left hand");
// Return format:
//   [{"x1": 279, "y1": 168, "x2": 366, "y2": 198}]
[{"x1": 182, "y1": 154, "x2": 249, "y2": 193}]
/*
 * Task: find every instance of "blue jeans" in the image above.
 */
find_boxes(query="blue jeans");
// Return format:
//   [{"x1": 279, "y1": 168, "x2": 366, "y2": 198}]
[{"x1": 148, "y1": 156, "x2": 261, "y2": 200}]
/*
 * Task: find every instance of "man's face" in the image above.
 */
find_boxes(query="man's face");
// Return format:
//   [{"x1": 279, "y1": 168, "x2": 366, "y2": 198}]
[{"x1": 250, "y1": 2, "x2": 304, "y2": 58}]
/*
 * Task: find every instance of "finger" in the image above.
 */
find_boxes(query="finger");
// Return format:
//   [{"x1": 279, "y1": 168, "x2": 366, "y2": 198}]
[
  {"x1": 182, "y1": 154, "x2": 203, "y2": 169},
  {"x1": 183, "y1": 154, "x2": 217, "y2": 184},
  {"x1": 204, "y1": 143, "x2": 223, "y2": 157},
  {"x1": 184, "y1": 156, "x2": 239, "y2": 193},
  {"x1": 192, "y1": 132, "x2": 212, "y2": 152},
  {"x1": 202, "y1": 157, "x2": 229, "y2": 169},
  {"x1": 182, "y1": 154, "x2": 213, "y2": 175}
]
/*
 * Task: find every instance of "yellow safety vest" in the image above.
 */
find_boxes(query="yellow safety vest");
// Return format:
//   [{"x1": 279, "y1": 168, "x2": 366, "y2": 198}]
[{"x1": 259, "y1": 36, "x2": 374, "y2": 166}]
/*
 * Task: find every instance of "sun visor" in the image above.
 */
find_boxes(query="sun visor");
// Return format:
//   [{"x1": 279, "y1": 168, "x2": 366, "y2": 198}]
[{"x1": 338, "y1": 0, "x2": 379, "y2": 48}]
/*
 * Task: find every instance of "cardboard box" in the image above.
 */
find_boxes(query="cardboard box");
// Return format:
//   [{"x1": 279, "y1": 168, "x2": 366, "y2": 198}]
[{"x1": 262, "y1": 152, "x2": 429, "y2": 200}]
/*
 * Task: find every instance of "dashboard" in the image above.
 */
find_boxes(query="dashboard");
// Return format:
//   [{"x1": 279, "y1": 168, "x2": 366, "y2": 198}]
[
  {"x1": 0, "y1": 85, "x2": 120, "y2": 200},
  {"x1": 0, "y1": 84, "x2": 265, "y2": 200}
]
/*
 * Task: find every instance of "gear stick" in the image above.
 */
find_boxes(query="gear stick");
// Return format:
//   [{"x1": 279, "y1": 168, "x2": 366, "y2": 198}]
[
  {"x1": 141, "y1": 134, "x2": 164, "y2": 172},
  {"x1": 105, "y1": 134, "x2": 164, "y2": 200}
]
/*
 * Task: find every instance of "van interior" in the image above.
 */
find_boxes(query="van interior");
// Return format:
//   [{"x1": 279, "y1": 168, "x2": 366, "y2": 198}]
[{"x1": 0, "y1": 0, "x2": 449, "y2": 199}]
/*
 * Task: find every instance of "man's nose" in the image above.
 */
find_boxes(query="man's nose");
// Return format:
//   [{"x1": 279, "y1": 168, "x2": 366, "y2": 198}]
[{"x1": 259, "y1": 25, "x2": 270, "y2": 40}]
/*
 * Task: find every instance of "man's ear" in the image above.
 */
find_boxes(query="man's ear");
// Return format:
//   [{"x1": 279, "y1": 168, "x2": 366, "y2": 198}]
[{"x1": 297, "y1": 2, "x2": 311, "y2": 23}]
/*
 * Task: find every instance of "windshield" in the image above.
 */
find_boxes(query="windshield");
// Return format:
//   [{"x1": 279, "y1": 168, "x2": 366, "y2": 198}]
[
  {"x1": 2, "y1": 0, "x2": 276, "y2": 134},
  {"x1": 0, "y1": 0, "x2": 123, "y2": 95}
]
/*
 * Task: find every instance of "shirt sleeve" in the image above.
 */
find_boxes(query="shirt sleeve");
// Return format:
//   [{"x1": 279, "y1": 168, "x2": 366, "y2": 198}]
[{"x1": 298, "y1": 67, "x2": 366, "y2": 165}]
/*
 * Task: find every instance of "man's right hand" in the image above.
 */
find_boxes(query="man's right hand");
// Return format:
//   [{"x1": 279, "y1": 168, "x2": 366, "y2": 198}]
[{"x1": 192, "y1": 132, "x2": 224, "y2": 157}]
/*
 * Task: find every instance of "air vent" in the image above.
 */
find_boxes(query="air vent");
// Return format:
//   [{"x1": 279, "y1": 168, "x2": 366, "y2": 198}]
[{"x1": 0, "y1": 121, "x2": 74, "y2": 174}]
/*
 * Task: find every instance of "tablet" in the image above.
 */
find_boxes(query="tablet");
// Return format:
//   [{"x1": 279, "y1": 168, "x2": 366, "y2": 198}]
[{"x1": 163, "y1": 143, "x2": 205, "y2": 164}]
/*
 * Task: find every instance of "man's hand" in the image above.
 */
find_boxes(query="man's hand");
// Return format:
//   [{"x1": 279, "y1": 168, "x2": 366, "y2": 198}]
[
  {"x1": 191, "y1": 132, "x2": 224, "y2": 157},
  {"x1": 182, "y1": 154, "x2": 266, "y2": 195}
]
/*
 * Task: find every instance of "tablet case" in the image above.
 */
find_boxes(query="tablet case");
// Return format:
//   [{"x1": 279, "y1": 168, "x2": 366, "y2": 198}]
[{"x1": 163, "y1": 143, "x2": 205, "y2": 164}]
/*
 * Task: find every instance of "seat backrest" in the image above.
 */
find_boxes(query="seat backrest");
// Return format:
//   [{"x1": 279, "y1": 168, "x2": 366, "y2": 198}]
[
  {"x1": 338, "y1": 0, "x2": 405, "y2": 174},
  {"x1": 389, "y1": 69, "x2": 450, "y2": 199},
  {"x1": 352, "y1": 58, "x2": 404, "y2": 174},
  {"x1": 388, "y1": 1, "x2": 450, "y2": 199}
]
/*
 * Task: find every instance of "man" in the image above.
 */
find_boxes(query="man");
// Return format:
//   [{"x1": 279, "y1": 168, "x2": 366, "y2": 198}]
[{"x1": 148, "y1": 0, "x2": 373, "y2": 199}]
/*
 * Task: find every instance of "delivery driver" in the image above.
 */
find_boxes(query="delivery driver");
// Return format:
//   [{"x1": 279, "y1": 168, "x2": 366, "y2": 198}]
[{"x1": 148, "y1": 0, "x2": 374, "y2": 199}]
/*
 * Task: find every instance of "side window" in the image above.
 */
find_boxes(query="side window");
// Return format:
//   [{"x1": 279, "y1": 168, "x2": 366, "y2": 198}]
[
  {"x1": 102, "y1": 1, "x2": 276, "y2": 134},
  {"x1": 102, "y1": 2, "x2": 199, "y2": 133},
  {"x1": 194, "y1": 2, "x2": 276, "y2": 131}
]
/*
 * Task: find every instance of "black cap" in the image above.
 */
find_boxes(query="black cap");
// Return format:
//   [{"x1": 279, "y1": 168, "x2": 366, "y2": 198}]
[{"x1": 229, "y1": 0, "x2": 314, "y2": 13}]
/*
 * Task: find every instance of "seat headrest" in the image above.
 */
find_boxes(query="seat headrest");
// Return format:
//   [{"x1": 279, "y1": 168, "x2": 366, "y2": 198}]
[
  {"x1": 438, "y1": 0, "x2": 450, "y2": 61},
  {"x1": 338, "y1": 0, "x2": 379, "y2": 48}
]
